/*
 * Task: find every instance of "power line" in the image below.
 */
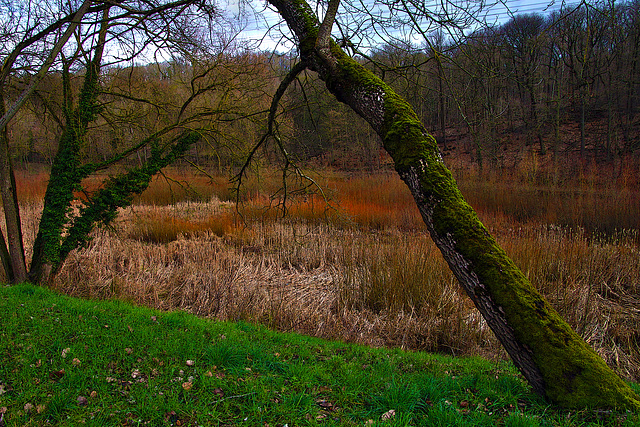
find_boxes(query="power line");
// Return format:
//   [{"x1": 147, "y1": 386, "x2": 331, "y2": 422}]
[
  {"x1": 238, "y1": 0, "x2": 569, "y2": 32},
  {"x1": 234, "y1": 0, "x2": 593, "y2": 51}
]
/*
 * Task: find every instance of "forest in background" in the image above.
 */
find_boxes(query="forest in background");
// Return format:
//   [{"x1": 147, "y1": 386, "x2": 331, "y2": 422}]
[{"x1": 5, "y1": 0, "x2": 640, "y2": 182}]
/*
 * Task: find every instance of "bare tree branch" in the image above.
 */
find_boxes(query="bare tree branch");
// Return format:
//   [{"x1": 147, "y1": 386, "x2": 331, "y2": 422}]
[{"x1": 0, "y1": 0, "x2": 92, "y2": 131}]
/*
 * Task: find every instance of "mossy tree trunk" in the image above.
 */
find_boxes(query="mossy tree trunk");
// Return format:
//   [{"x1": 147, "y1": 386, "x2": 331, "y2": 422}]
[
  {"x1": 29, "y1": 11, "x2": 111, "y2": 284},
  {"x1": 268, "y1": 0, "x2": 640, "y2": 410},
  {"x1": 0, "y1": 0, "x2": 92, "y2": 283}
]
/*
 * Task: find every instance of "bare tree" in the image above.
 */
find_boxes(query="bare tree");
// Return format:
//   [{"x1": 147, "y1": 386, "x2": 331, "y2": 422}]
[
  {"x1": 553, "y1": 1, "x2": 614, "y2": 156},
  {"x1": 501, "y1": 13, "x2": 546, "y2": 153},
  {"x1": 0, "y1": 0, "x2": 263, "y2": 283}
]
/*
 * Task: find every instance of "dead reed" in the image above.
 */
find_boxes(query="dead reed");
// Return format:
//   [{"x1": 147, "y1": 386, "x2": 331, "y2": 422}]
[{"x1": 8, "y1": 166, "x2": 640, "y2": 381}]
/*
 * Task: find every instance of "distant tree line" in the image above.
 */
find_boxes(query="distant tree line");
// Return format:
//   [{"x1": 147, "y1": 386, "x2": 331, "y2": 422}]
[
  {"x1": 278, "y1": 0, "x2": 640, "y2": 170},
  {"x1": 366, "y1": 0, "x2": 640, "y2": 166},
  {"x1": 6, "y1": 0, "x2": 640, "y2": 173}
]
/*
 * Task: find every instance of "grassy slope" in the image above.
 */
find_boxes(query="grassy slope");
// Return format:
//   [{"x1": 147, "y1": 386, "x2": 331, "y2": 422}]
[{"x1": 0, "y1": 284, "x2": 638, "y2": 426}]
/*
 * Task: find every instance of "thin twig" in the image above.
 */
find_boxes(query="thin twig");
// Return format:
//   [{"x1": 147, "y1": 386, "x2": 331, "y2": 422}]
[{"x1": 232, "y1": 61, "x2": 308, "y2": 214}]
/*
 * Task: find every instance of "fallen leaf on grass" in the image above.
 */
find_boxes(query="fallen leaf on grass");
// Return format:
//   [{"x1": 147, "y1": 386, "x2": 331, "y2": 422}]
[
  {"x1": 381, "y1": 409, "x2": 396, "y2": 420},
  {"x1": 214, "y1": 387, "x2": 224, "y2": 397},
  {"x1": 182, "y1": 382, "x2": 193, "y2": 391},
  {"x1": 23, "y1": 403, "x2": 34, "y2": 413},
  {"x1": 72, "y1": 358, "x2": 81, "y2": 366},
  {"x1": 316, "y1": 400, "x2": 335, "y2": 411},
  {"x1": 77, "y1": 396, "x2": 88, "y2": 406},
  {"x1": 61, "y1": 348, "x2": 70, "y2": 358}
]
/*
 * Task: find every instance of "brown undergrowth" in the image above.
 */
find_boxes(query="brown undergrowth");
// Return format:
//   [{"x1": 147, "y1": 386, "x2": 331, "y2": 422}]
[
  {"x1": 53, "y1": 205, "x2": 496, "y2": 359},
  {"x1": 8, "y1": 167, "x2": 640, "y2": 382}
]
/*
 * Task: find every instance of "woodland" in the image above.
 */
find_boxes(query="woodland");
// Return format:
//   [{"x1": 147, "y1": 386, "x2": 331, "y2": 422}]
[
  {"x1": 6, "y1": 1, "x2": 640, "y2": 173},
  {"x1": 1, "y1": 0, "x2": 640, "y2": 411}
]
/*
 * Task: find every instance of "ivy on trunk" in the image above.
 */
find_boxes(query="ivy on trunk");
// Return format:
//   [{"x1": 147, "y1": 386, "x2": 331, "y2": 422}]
[{"x1": 3, "y1": 7, "x2": 202, "y2": 284}]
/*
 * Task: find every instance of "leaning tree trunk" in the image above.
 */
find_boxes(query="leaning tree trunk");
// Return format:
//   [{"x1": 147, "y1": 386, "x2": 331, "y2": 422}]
[{"x1": 268, "y1": 0, "x2": 640, "y2": 410}]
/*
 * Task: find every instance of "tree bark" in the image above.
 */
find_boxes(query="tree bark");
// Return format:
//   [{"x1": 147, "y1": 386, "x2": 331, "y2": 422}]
[
  {"x1": 0, "y1": 97, "x2": 28, "y2": 283},
  {"x1": 268, "y1": 0, "x2": 640, "y2": 410}
]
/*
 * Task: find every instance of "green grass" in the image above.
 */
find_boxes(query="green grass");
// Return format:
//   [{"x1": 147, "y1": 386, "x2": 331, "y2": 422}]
[{"x1": 1, "y1": 284, "x2": 638, "y2": 426}]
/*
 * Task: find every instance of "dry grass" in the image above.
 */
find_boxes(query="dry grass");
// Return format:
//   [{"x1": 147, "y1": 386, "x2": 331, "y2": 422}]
[
  {"x1": 124, "y1": 201, "x2": 237, "y2": 243},
  {"x1": 53, "y1": 215, "x2": 495, "y2": 359},
  {"x1": 47, "y1": 201, "x2": 640, "y2": 381},
  {"x1": 8, "y1": 166, "x2": 640, "y2": 382},
  {"x1": 449, "y1": 153, "x2": 640, "y2": 235},
  {"x1": 14, "y1": 169, "x2": 49, "y2": 203}
]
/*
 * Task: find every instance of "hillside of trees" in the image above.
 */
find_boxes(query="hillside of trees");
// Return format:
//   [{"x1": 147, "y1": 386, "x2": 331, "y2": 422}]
[{"x1": 6, "y1": 1, "x2": 639, "y2": 180}]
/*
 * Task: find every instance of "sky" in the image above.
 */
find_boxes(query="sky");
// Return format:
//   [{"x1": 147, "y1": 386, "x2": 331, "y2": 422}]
[{"x1": 225, "y1": 0, "x2": 569, "y2": 52}]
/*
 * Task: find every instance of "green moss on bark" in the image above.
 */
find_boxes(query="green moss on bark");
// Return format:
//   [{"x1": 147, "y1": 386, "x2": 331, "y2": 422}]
[
  {"x1": 269, "y1": 0, "x2": 640, "y2": 410},
  {"x1": 57, "y1": 132, "x2": 199, "y2": 269},
  {"x1": 413, "y1": 161, "x2": 640, "y2": 409},
  {"x1": 30, "y1": 65, "x2": 102, "y2": 275}
]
